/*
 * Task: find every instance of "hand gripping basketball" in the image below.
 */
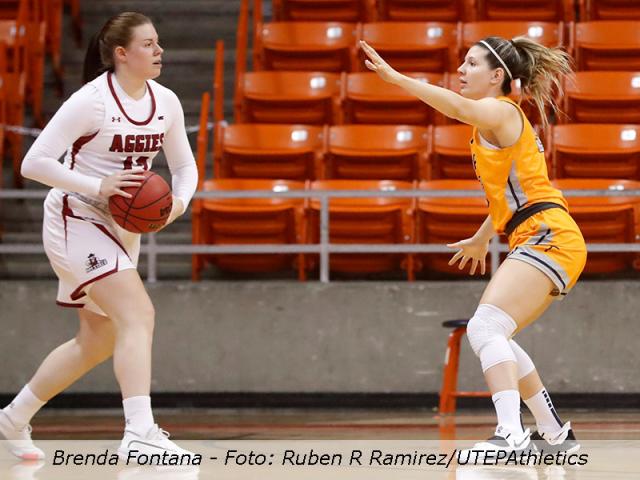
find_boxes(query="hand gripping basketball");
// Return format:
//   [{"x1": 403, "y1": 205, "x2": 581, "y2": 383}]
[{"x1": 108, "y1": 170, "x2": 173, "y2": 233}]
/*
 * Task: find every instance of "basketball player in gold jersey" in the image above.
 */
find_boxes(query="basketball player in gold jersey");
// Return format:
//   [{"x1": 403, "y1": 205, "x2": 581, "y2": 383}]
[{"x1": 361, "y1": 37, "x2": 585, "y2": 455}]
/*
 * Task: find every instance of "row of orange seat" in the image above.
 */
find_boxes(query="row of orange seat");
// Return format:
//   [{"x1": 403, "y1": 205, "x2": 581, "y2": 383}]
[
  {"x1": 272, "y1": 0, "x2": 636, "y2": 22},
  {"x1": 0, "y1": 0, "x2": 82, "y2": 188},
  {"x1": 254, "y1": 20, "x2": 640, "y2": 73},
  {"x1": 235, "y1": 70, "x2": 640, "y2": 125},
  {"x1": 213, "y1": 123, "x2": 640, "y2": 182},
  {"x1": 191, "y1": 178, "x2": 640, "y2": 280}
]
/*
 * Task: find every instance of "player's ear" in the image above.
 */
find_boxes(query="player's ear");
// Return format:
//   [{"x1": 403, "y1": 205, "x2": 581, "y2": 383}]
[{"x1": 114, "y1": 45, "x2": 127, "y2": 63}]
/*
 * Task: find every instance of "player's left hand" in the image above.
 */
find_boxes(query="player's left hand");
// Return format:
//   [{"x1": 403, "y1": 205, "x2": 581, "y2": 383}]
[
  {"x1": 157, "y1": 196, "x2": 184, "y2": 231},
  {"x1": 360, "y1": 40, "x2": 400, "y2": 85}
]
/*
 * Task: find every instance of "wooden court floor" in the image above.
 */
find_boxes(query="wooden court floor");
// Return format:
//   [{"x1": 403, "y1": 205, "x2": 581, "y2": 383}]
[{"x1": 1, "y1": 409, "x2": 637, "y2": 479}]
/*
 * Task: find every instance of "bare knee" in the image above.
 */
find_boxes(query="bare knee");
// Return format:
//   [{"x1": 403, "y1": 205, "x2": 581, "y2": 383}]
[{"x1": 113, "y1": 299, "x2": 155, "y2": 336}]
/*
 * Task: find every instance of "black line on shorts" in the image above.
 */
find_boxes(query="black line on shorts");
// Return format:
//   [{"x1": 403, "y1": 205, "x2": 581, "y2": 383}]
[
  {"x1": 534, "y1": 228, "x2": 552, "y2": 245},
  {"x1": 519, "y1": 251, "x2": 566, "y2": 289}
]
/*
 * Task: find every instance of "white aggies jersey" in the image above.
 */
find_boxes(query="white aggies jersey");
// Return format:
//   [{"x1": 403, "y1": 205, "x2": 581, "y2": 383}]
[{"x1": 65, "y1": 71, "x2": 168, "y2": 205}]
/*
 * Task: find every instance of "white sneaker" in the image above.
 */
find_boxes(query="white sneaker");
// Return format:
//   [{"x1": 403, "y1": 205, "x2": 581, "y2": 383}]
[
  {"x1": 459, "y1": 425, "x2": 531, "y2": 463},
  {"x1": 0, "y1": 411, "x2": 45, "y2": 460},
  {"x1": 117, "y1": 425, "x2": 197, "y2": 466}
]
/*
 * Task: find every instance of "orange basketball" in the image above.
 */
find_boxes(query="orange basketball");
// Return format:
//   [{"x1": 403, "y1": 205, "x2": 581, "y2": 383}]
[{"x1": 109, "y1": 171, "x2": 173, "y2": 233}]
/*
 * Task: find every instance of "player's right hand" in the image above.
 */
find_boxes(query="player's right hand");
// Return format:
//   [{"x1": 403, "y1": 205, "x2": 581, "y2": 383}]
[
  {"x1": 446, "y1": 236, "x2": 489, "y2": 275},
  {"x1": 99, "y1": 168, "x2": 146, "y2": 198}
]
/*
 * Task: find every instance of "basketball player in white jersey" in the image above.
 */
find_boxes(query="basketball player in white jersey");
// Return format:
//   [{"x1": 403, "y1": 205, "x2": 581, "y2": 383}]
[{"x1": 0, "y1": 12, "x2": 198, "y2": 461}]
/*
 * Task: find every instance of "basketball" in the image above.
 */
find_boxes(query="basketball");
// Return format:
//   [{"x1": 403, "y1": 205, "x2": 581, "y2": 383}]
[{"x1": 108, "y1": 171, "x2": 173, "y2": 233}]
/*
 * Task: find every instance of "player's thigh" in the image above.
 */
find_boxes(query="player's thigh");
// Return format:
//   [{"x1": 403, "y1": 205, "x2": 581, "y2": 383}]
[
  {"x1": 87, "y1": 269, "x2": 155, "y2": 329},
  {"x1": 480, "y1": 258, "x2": 556, "y2": 331}
]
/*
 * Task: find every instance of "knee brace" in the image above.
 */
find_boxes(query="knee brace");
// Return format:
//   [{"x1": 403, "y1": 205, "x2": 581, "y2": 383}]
[
  {"x1": 509, "y1": 339, "x2": 536, "y2": 379},
  {"x1": 466, "y1": 304, "x2": 518, "y2": 372}
]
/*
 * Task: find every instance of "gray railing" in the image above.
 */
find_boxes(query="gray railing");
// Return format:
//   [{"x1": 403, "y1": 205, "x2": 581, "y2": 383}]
[{"x1": 2, "y1": 188, "x2": 640, "y2": 282}]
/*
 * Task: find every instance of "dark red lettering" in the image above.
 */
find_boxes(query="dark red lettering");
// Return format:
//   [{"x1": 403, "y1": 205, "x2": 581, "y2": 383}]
[
  {"x1": 134, "y1": 135, "x2": 145, "y2": 152},
  {"x1": 124, "y1": 135, "x2": 135, "y2": 153},
  {"x1": 109, "y1": 135, "x2": 123, "y2": 152}
]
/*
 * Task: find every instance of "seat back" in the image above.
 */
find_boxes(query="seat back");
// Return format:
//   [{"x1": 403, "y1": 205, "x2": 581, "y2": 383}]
[
  {"x1": 273, "y1": 0, "x2": 372, "y2": 21},
  {"x1": 195, "y1": 179, "x2": 307, "y2": 275},
  {"x1": 216, "y1": 124, "x2": 326, "y2": 180},
  {"x1": 431, "y1": 125, "x2": 475, "y2": 179},
  {"x1": 582, "y1": 0, "x2": 640, "y2": 20},
  {"x1": 553, "y1": 178, "x2": 640, "y2": 273},
  {"x1": 563, "y1": 71, "x2": 640, "y2": 124},
  {"x1": 307, "y1": 179, "x2": 415, "y2": 276},
  {"x1": 474, "y1": 0, "x2": 574, "y2": 21},
  {"x1": 255, "y1": 22, "x2": 357, "y2": 72},
  {"x1": 359, "y1": 22, "x2": 458, "y2": 73},
  {"x1": 551, "y1": 124, "x2": 640, "y2": 180},
  {"x1": 377, "y1": 0, "x2": 467, "y2": 22},
  {"x1": 327, "y1": 124, "x2": 431, "y2": 180},
  {"x1": 573, "y1": 21, "x2": 640, "y2": 71},
  {"x1": 343, "y1": 72, "x2": 445, "y2": 125},
  {"x1": 416, "y1": 180, "x2": 489, "y2": 275},
  {"x1": 236, "y1": 71, "x2": 341, "y2": 124},
  {"x1": 461, "y1": 21, "x2": 564, "y2": 63}
]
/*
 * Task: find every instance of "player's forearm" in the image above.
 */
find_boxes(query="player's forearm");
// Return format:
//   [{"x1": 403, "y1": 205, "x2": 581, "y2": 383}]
[
  {"x1": 389, "y1": 72, "x2": 467, "y2": 121},
  {"x1": 21, "y1": 155, "x2": 102, "y2": 197}
]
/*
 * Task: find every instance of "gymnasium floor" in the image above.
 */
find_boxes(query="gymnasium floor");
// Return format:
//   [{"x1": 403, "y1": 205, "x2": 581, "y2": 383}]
[{"x1": 1, "y1": 408, "x2": 637, "y2": 479}]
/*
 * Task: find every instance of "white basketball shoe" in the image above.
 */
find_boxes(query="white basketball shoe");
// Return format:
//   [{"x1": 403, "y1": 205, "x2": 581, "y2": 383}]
[
  {"x1": 0, "y1": 411, "x2": 45, "y2": 460},
  {"x1": 118, "y1": 424, "x2": 196, "y2": 465}
]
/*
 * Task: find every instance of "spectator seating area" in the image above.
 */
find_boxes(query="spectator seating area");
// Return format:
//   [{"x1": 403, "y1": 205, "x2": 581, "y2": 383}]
[{"x1": 191, "y1": 0, "x2": 640, "y2": 280}]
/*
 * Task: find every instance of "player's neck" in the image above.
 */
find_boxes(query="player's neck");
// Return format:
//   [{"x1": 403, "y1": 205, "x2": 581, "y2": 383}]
[{"x1": 113, "y1": 71, "x2": 147, "y2": 101}]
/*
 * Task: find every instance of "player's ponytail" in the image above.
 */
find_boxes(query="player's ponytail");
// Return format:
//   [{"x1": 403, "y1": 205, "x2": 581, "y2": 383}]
[
  {"x1": 476, "y1": 36, "x2": 573, "y2": 129},
  {"x1": 82, "y1": 12, "x2": 152, "y2": 84},
  {"x1": 82, "y1": 31, "x2": 104, "y2": 84}
]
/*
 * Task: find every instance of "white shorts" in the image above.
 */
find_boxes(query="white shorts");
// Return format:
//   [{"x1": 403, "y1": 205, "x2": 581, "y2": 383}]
[{"x1": 43, "y1": 189, "x2": 141, "y2": 315}]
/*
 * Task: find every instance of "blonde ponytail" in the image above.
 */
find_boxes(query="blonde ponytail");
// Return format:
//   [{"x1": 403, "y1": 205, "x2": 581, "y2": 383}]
[{"x1": 510, "y1": 36, "x2": 573, "y2": 129}]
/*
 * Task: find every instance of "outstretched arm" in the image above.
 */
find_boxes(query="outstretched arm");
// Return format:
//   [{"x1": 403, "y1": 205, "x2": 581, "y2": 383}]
[{"x1": 360, "y1": 41, "x2": 509, "y2": 130}]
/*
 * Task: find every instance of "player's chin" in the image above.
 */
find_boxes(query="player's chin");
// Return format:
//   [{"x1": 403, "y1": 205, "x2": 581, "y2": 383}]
[{"x1": 150, "y1": 64, "x2": 162, "y2": 76}]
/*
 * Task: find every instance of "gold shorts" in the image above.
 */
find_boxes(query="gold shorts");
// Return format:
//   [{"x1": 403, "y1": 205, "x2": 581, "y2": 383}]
[{"x1": 507, "y1": 207, "x2": 587, "y2": 299}]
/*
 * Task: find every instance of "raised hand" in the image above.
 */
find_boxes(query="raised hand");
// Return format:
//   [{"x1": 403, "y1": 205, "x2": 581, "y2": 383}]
[{"x1": 360, "y1": 40, "x2": 400, "y2": 84}]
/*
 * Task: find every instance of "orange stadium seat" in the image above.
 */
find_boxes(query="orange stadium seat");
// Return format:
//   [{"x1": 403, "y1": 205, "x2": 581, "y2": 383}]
[
  {"x1": 552, "y1": 178, "x2": 640, "y2": 273},
  {"x1": 306, "y1": 179, "x2": 416, "y2": 278},
  {"x1": 235, "y1": 71, "x2": 341, "y2": 125},
  {"x1": 431, "y1": 125, "x2": 475, "y2": 179},
  {"x1": 550, "y1": 124, "x2": 640, "y2": 180},
  {"x1": 358, "y1": 22, "x2": 459, "y2": 73},
  {"x1": 326, "y1": 124, "x2": 431, "y2": 180},
  {"x1": 191, "y1": 179, "x2": 307, "y2": 280},
  {"x1": 572, "y1": 21, "x2": 640, "y2": 71},
  {"x1": 0, "y1": 45, "x2": 6, "y2": 187},
  {"x1": 377, "y1": 0, "x2": 469, "y2": 22},
  {"x1": 581, "y1": 0, "x2": 640, "y2": 20},
  {"x1": 254, "y1": 22, "x2": 358, "y2": 73},
  {"x1": 474, "y1": 0, "x2": 575, "y2": 21},
  {"x1": 0, "y1": 20, "x2": 26, "y2": 187},
  {"x1": 460, "y1": 21, "x2": 564, "y2": 63},
  {"x1": 214, "y1": 123, "x2": 326, "y2": 180},
  {"x1": 415, "y1": 180, "x2": 489, "y2": 276},
  {"x1": 342, "y1": 72, "x2": 445, "y2": 125},
  {"x1": 272, "y1": 0, "x2": 374, "y2": 22},
  {"x1": 563, "y1": 71, "x2": 640, "y2": 124}
]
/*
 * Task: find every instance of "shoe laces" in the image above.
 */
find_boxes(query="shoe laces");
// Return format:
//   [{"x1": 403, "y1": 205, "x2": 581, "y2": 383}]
[{"x1": 148, "y1": 425, "x2": 171, "y2": 441}]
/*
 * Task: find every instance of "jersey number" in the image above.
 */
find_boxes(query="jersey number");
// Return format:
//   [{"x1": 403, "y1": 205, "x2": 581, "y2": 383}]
[{"x1": 123, "y1": 156, "x2": 149, "y2": 170}]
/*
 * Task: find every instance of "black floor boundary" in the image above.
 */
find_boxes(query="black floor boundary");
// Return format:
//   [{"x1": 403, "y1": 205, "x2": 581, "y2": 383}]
[{"x1": 0, "y1": 393, "x2": 638, "y2": 410}]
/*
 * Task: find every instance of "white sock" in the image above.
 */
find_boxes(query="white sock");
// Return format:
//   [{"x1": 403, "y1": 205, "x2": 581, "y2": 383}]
[
  {"x1": 524, "y1": 388, "x2": 564, "y2": 436},
  {"x1": 3, "y1": 384, "x2": 46, "y2": 428},
  {"x1": 122, "y1": 396, "x2": 155, "y2": 436},
  {"x1": 492, "y1": 389, "x2": 524, "y2": 435}
]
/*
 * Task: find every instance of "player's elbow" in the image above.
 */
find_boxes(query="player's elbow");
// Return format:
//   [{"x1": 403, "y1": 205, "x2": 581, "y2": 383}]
[{"x1": 20, "y1": 155, "x2": 37, "y2": 180}]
